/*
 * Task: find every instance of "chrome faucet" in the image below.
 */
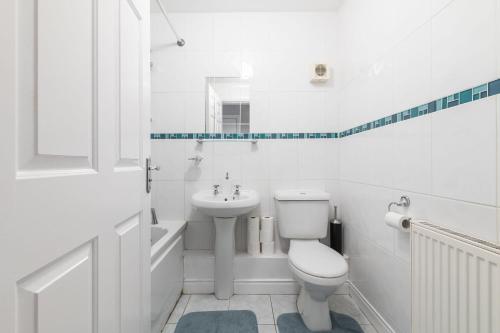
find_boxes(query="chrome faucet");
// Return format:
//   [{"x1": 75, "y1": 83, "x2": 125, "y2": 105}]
[
  {"x1": 213, "y1": 184, "x2": 220, "y2": 195},
  {"x1": 233, "y1": 184, "x2": 241, "y2": 196}
]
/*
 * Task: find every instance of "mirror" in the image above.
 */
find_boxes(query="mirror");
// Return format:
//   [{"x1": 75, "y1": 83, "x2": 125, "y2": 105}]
[{"x1": 205, "y1": 77, "x2": 251, "y2": 133}]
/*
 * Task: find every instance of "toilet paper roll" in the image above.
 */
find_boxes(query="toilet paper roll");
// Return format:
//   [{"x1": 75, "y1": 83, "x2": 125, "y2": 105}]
[
  {"x1": 247, "y1": 216, "x2": 260, "y2": 256},
  {"x1": 385, "y1": 212, "x2": 411, "y2": 232},
  {"x1": 260, "y1": 216, "x2": 274, "y2": 243},
  {"x1": 261, "y1": 241, "x2": 275, "y2": 255}
]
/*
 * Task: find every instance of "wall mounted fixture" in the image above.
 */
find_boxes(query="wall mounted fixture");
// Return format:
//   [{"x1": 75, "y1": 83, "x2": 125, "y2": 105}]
[
  {"x1": 387, "y1": 196, "x2": 411, "y2": 212},
  {"x1": 311, "y1": 64, "x2": 330, "y2": 83}
]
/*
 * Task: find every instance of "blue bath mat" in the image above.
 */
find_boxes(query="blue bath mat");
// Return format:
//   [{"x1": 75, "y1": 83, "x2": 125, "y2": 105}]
[
  {"x1": 175, "y1": 310, "x2": 258, "y2": 333},
  {"x1": 277, "y1": 312, "x2": 364, "y2": 333}
]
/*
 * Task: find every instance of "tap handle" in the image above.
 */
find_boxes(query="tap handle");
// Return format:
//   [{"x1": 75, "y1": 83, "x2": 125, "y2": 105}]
[{"x1": 148, "y1": 164, "x2": 160, "y2": 171}]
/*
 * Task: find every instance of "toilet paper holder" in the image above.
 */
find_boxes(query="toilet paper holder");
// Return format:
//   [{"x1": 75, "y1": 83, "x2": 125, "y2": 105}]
[{"x1": 388, "y1": 195, "x2": 411, "y2": 212}]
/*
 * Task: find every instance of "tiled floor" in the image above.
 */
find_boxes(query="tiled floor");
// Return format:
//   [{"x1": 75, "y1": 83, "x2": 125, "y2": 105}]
[{"x1": 162, "y1": 294, "x2": 377, "y2": 333}]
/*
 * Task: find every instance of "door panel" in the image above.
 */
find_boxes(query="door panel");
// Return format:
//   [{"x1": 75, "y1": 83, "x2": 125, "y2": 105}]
[
  {"x1": 116, "y1": 214, "x2": 143, "y2": 333},
  {"x1": 0, "y1": 0, "x2": 151, "y2": 332},
  {"x1": 17, "y1": 241, "x2": 96, "y2": 333},
  {"x1": 37, "y1": 0, "x2": 95, "y2": 158},
  {"x1": 16, "y1": 0, "x2": 97, "y2": 175}
]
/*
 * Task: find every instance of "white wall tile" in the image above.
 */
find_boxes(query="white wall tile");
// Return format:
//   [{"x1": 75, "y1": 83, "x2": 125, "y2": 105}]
[
  {"x1": 364, "y1": 58, "x2": 394, "y2": 122},
  {"x1": 213, "y1": 13, "x2": 271, "y2": 53},
  {"x1": 325, "y1": 140, "x2": 340, "y2": 180},
  {"x1": 431, "y1": 0, "x2": 497, "y2": 99},
  {"x1": 267, "y1": 92, "x2": 299, "y2": 132},
  {"x1": 250, "y1": 92, "x2": 270, "y2": 132},
  {"x1": 431, "y1": 0, "x2": 454, "y2": 16},
  {"x1": 498, "y1": 96, "x2": 500, "y2": 208},
  {"x1": 151, "y1": 93, "x2": 185, "y2": 132},
  {"x1": 151, "y1": 140, "x2": 186, "y2": 181},
  {"x1": 298, "y1": 140, "x2": 327, "y2": 180},
  {"x1": 345, "y1": 229, "x2": 411, "y2": 333},
  {"x1": 428, "y1": 195, "x2": 497, "y2": 243},
  {"x1": 497, "y1": 208, "x2": 500, "y2": 245},
  {"x1": 338, "y1": 82, "x2": 360, "y2": 130},
  {"x1": 241, "y1": 52, "x2": 270, "y2": 92},
  {"x1": 392, "y1": 116, "x2": 432, "y2": 193},
  {"x1": 213, "y1": 51, "x2": 242, "y2": 78},
  {"x1": 325, "y1": 91, "x2": 339, "y2": 132},
  {"x1": 296, "y1": 179, "x2": 327, "y2": 191},
  {"x1": 392, "y1": 0, "x2": 431, "y2": 44},
  {"x1": 240, "y1": 142, "x2": 270, "y2": 181},
  {"x1": 339, "y1": 181, "x2": 396, "y2": 253},
  {"x1": 392, "y1": 23, "x2": 432, "y2": 112},
  {"x1": 184, "y1": 51, "x2": 214, "y2": 92},
  {"x1": 498, "y1": 0, "x2": 500, "y2": 77},
  {"x1": 152, "y1": 181, "x2": 185, "y2": 220},
  {"x1": 267, "y1": 141, "x2": 298, "y2": 181},
  {"x1": 394, "y1": 231, "x2": 410, "y2": 263},
  {"x1": 364, "y1": 126, "x2": 395, "y2": 187},
  {"x1": 151, "y1": 50, "x2": 188, "y2": 92},
  {"x1": 178, "y1": 13, "x2": 214, "y2": 52},
  {"x1": 213, "y1": 142, "x2": 243, "y2": 183},
  {"x1": 184, "y1": 93, "x2": 205, "y2": 133},
  {"x1": 431, "y1": 98, "x2": 497, "y2": 205},
  {"x1": 339, "y1": 132, "x2": 368, "y2": 183},
  {"x1": 295, "y1": 92, "x2": 328, "y2": 132}
]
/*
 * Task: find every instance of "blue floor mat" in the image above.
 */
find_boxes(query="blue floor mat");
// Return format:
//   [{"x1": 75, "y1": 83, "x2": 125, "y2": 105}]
[
  {"x1": 175, "y1": 310, "x2": 258, "y2": 333},
  {"x1": 277, "y1": 312, "x2": 364, "y2": 333}
]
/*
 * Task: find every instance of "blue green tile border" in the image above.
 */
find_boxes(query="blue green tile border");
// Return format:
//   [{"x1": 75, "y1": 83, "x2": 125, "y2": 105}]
[
  {"x1": 151, "y1": 78, "x2": 500, "y2": 141},
  {"x1": 151, "y1": 132, "x2": 338, "y2": 140}
]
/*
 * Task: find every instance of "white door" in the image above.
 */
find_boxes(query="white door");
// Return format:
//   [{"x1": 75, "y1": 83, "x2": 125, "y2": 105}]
[{"x1": 0, "y1": 0, "x2": 151, "y2": 332}]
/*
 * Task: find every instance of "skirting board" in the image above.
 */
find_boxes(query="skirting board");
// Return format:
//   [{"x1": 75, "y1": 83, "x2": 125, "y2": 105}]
[
  {"x1": 183, "y1": 278, "x2": 299, "y2": 295},
  {"x1": 183, "y1": 279, "x2": 214, "y2": 294},
  {"x1": 348, "y1": 281, "x2": 395, "y2": 333},
  {"x1": 234, "y1": 279, "x2": 299, "y2": 294}
]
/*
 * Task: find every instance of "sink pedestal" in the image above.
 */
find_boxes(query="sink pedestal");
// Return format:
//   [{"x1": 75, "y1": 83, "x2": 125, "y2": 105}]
[{"x1": 213, "y1": 217, "x2": 236, "y2": 299}]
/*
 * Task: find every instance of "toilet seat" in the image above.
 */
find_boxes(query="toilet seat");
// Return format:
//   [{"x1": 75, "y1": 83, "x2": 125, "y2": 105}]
[{"x1": 288, "y1": 240, "x2": 348, "y2": 285}]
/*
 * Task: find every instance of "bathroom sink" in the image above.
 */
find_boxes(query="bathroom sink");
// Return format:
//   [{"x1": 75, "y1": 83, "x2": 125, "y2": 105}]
[
  {"x1": 192, "y1": 189, "x2": 259, "y2": 218},
  {"x1": 191, "y1": 188, "x2": 260, "y2": 300}
]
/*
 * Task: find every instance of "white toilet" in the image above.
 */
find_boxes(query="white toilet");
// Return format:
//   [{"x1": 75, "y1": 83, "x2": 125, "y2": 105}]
[{"x1": 274, "y1": 189, "x2": 348, "y2": 332}]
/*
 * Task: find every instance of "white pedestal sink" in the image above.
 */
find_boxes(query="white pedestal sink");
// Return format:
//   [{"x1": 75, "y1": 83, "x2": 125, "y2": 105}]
[{"x1": 192, "y1": 189, "x2": 259, "y2": 299}]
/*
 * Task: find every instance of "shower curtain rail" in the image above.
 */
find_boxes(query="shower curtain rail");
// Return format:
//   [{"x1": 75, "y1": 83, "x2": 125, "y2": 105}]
[{"x1": 155, "y1": 0, "x2": 185, "y2": 47}]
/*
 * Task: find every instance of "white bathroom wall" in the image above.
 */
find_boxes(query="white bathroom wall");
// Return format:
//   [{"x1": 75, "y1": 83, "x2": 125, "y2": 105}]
[
  {"x1": 336, "y1": 0, "x2": 500, "y2": 332},
  {"x1": 150, "y1": 12, "x2": 340, "y2": 252}
]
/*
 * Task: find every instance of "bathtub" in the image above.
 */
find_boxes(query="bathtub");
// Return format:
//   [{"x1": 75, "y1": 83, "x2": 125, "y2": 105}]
[{"x1": 151, "y1": 220, "x2": 186, "y2": 333}]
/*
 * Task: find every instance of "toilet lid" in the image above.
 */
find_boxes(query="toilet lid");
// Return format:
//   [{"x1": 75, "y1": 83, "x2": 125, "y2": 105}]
[{"x1": 288, "y1": 240, "x2": 348, "y2": 278}]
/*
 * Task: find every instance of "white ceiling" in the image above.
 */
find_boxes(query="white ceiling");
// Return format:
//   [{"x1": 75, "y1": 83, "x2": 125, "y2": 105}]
[{"x1": 151, "y1": 0, "x2": 343, "y2": 13}]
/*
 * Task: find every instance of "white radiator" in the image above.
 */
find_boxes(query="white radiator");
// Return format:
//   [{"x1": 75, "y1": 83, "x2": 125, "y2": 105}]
[{"x1": 411, "y1": 221, "x2": 500, "y2": 333}]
